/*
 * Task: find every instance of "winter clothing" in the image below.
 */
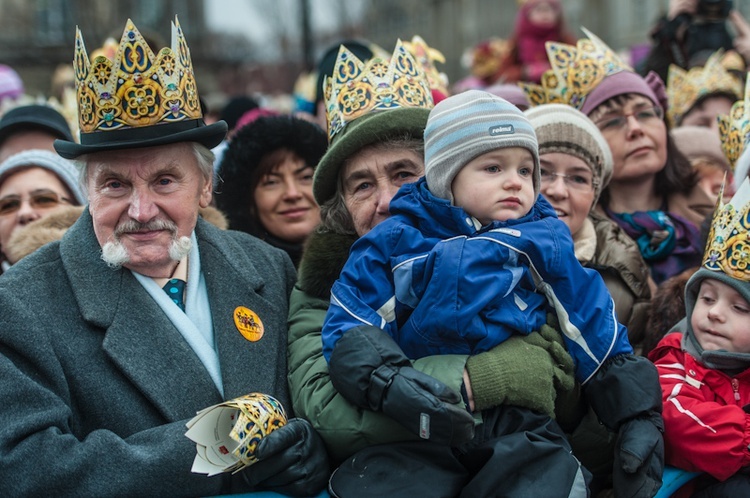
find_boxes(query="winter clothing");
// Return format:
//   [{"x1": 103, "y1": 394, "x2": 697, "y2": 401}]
[
  {"x1": 526, "y1": 103, "x2": 613, "y2": 206},
  {"x1": 0, "y1": 64, "x2": 23, "y2": 101},
  {"x1": 288, "y1": 225, "x2": 580, "y2": 464},
  {"x1": 214, "y1": 115, "x2": 326, "y2": 266},
  {"x1": 576, "y1": 210, "x2": 653, "y2": 353},
  {"x1": 0, "y1": 104, "x2": 74, "y2": 145},
  {"x1": 322, "y1": 178, "x2": 633, "y2": 383},
  {"x1": 649, "y1": 330, "x2": 750, "y2": 482},
  {"x1": 496, "y1": 0, "x2": 576, "y2": 84},
  {"x1": 424, "y1": 90, "x2": 540, "y2": 201},
  {"x1": 580, "y1": 70, "x2": 668, "y2": 116},
  {"x1": 0, "y1": 149, "x2": 86, "y2": 205},
  {"x1": 328, "y1": 406, "x2": 589, "y2": 498},
  {"x1": 0, "y1": 209, "x2": 319, "y2": 496},
  {"x1": 312, "y1": 107, "x2": 430, "y2": 205}
]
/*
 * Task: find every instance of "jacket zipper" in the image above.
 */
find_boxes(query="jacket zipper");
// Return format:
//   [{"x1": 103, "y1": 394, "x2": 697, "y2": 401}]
[{"x1": 732, "y1": 378, "x2": 741, "y2": 404}]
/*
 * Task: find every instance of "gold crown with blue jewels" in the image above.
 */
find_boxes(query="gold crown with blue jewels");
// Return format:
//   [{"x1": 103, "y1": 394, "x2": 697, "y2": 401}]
[
  {"x1": 520, "y1": 28, "x2": 632, "y2": 109},
  {"x1": 718, "y1": 75, "x2": 750, "y2": 170},
  {"x1": 74, "y1": 17, "x2": 201, "y2": 135},
  {"x1": 324, "y1": 39, "x2": 434, "y2": 142},
  {"x1": 703, "y1": 177, "x2": 750, "y2": 282}
]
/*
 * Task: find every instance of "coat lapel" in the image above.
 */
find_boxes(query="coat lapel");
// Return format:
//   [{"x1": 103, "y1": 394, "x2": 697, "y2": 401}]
[
  {"x1": 61, "y1": 210, "x2": 222, "y2": 422},
  {"x1": 195, "y1": 220, "x2": 288, "y2": 401}
]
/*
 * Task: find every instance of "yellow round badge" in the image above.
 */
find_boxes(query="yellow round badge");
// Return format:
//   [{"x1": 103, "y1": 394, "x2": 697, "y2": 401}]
[{"x1": 234, "y1": 306, "x2": 264, "y2": 342}]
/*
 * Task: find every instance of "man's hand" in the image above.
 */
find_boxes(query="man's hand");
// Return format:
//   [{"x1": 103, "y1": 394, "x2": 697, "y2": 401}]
[
  {"x1": 243, "y1": 418, "x2": 329, "y2": 497},
  {"x1": 329, "y1": 325, "x2": 475, "y2": 446}
]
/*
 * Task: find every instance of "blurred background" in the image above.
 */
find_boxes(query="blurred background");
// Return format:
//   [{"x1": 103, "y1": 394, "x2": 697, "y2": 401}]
[{"x1": 1, "y1": 0, "x2": 749, "y2": 114}]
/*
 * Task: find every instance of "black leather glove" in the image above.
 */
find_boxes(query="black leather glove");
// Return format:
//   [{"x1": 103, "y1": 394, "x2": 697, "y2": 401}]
[
  {"x1": 586, "y1": 354, "x2": 665, "y2": 498},
  {"x1": 329, "y1": 325, "x2": 475, "y2": 446},
  {"x1": 242, "y1": 417, "x2": 329, "y2": 497}
]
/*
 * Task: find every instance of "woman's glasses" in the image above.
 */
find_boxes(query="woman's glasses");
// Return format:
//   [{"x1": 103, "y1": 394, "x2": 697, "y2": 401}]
[
  {"x1": 594, "y1": 106, "x2": 664, "y2": 133},
  {"x1": 0, "y1": 191, "x2": 73, "y2": 216},
  {"x1": 540, "y1": 169, "x2": 598, "y2": 192}
]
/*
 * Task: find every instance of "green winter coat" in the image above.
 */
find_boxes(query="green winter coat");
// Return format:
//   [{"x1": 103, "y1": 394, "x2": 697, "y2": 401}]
[
  {"x1": 287, "y1": 230, "x2": 469, "y2": 463},
  {"x1": 287, "y1": 229, "x2": 584, "y2": 464}
]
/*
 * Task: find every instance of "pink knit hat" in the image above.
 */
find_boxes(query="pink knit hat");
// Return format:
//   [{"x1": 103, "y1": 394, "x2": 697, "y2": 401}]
[
  {"x1": 0, "y1": 65, "x2": 23, "y2": 101},
  {"x1": 580, "y1": 71, "x2": 668, "y2": 116}
]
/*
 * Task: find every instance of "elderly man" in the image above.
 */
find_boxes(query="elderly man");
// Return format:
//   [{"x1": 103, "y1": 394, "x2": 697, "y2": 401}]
[{"x1": 0, "y1": 18, "x2": 327, "y2": 496}]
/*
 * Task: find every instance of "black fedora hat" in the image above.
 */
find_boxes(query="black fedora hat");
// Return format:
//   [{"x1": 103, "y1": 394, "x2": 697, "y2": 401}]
[{"x1": 54, "y1": 17, "x2": 227, "y2": 160}]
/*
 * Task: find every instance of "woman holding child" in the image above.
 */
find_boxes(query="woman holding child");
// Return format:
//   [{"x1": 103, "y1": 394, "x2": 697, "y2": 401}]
[{"x1": 289, "y1": 40, "x2": 664, "y2": 497}]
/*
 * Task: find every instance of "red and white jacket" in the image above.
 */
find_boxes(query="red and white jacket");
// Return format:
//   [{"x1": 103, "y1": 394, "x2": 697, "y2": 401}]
[{"x1": 649, "y1": 331, "x2": 750, "y2": 481}]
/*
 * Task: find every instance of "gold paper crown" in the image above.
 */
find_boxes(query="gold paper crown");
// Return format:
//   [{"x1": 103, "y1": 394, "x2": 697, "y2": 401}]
[
  {"x1": 702, "y1": 177, "x2": 750, "y2": 282},
  {"x1": 323, "y1": 39, "x2": 434, "y2": 142},
  {"x1": 73, "y1": 17, "x2": 202, "y2": 135},
  {"x1": 520, "y1": 28, "x2": 632, "y2": 109},
  {"x1": 717, "y1": 75, "x2": 750, "y2": 170},
  {"x1": 667, "y1": 50, "x2": 743, "y2": 127},
  {"x1": 403, "y1": 36, "x2": 449, "y2": 98}
]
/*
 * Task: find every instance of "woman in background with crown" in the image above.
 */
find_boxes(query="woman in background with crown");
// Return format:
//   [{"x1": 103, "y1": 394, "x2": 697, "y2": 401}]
[{"x1": 552, "y1": 31, "x2": 715, "y2": 286}]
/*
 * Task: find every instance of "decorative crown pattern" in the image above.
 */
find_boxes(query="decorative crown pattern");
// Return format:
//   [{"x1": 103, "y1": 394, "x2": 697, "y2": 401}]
[
  {"x1": 403, "y1": 36, "x2": 449, "y2": 98},
  {"x1": 323, "y1": 39, "x2": 434, "y2": 142},
  {"x1": 73, "y1": 17, "x2": 202, "y2": 135},
  {"x1": 703, "y1": 177, "x2": 750, "y2": 282},
  {"x1": 718, "y1": 75, "x2": 750, "y2": 170},
  {"x1": 520, "y1": 28, "x2": 632, "y2": 110},
  {"x1": 667, "y1": 50, "x2": 743, "y2": 127}
]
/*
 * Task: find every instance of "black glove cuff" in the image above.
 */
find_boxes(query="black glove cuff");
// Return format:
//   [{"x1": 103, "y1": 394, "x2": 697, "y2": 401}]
[
  {"x1": 368, "y1": 364, "x2": 398, "y2": 411},
  {"x1": 585, "y1": 354, "x2": 663, "y2": 432}
]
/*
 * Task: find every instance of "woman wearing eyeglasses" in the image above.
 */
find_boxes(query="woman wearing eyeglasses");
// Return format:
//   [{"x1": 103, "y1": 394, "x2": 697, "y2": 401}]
[
  {"x1": 580, "y1": 68, "x2": 713, "y2": 285},
  {"x1": 526, "y1": 103, "x2": 658, "y2": 497},
  {"x1": 0, "y1": 149, "x2": 86, "y2": 274},
  {"x1": 526, "y1": 104, "x2": 653, "y2": 351}
]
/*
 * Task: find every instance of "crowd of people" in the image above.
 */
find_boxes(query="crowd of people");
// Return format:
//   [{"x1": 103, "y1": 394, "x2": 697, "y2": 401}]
[{"x1": 1, "y1": 0, "x2": 750, "y2": 496}]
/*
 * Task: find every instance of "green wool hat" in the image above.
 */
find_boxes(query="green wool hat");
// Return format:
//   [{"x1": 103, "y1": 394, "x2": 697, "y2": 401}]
[{"x1": 313, "y1": 107, "x2": 430, "y2": 206}]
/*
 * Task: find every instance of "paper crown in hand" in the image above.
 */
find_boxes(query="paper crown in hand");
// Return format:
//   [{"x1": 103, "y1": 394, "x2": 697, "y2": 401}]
[
  {"x1": 520, "y1": 28, "x2": 631, "y2": 110},
  {"x1": 323, "y1": 39, "x2": 434, "y2": 142},
  {"x1": 54, "y1": 17, "x2": 227, "y2": 159},
  {"x1": 718, "y1": 75, "x2": 750, "y2": 170},
  {"x1": 702, "y1": 177, "x2": 750, "y2": 282},
  {"x1": 667, "y1": 50, "x2": 743, "y2": 128}
]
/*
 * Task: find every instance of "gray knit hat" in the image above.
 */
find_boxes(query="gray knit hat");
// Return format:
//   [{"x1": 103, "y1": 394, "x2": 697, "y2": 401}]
[
  {"x1": 424, "y1": 90, "x2": 540, "y2": 202},
  {"x1": 0, "y1": 149, "x2": 86, "y2": 205},
  {"x1": 525, "y1": 103, "x2": 613, "y2": 207}
]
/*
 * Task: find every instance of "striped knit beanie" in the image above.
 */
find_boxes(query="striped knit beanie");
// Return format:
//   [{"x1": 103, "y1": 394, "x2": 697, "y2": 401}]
[{"x1": 424, "y1": 90, "x2": 540, "y2": 202}]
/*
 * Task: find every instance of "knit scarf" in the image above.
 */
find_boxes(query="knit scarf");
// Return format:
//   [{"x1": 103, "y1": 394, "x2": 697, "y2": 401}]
[{"x1": 605, "y1": 207, "x2": 702, "y2": 284}]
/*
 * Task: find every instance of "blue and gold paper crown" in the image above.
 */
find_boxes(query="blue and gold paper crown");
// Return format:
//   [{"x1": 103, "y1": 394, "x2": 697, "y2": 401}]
[
  {"x1": 323, "y1": 39, "x2": 434, "y2": 142},
  {"x1": 703, "y1": 177, "x2": 750, "y2": 282},
  {"x1": 718, "y1": 75, "x2": 750, "y2": 170},
  {"x1": 73, "y1": 17, "x2": 202, "y2": 135},
  {"x1": 667, "y1": 50, "x2": 743, "y2": 128},
  {"x1": 520, "y1": 28, "x2": 631, "y2": 110}
]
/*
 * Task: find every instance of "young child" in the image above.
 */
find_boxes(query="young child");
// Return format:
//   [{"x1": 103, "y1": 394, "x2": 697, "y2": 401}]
[
  {"x1": 649, "y1": 177, "x2": 750, "y2": 496},
  {"x1": 323, "y1": 90, "x2": 664, "y2": 496}
]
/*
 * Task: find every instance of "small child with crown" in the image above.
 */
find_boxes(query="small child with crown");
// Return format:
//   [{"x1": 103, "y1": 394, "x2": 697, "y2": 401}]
[
  {"x1": 323, "y1": 90, "x2": 665, "y2": 496},
  {"x1": 649, "y1": 177, "x2": 750, "y2": 496}
]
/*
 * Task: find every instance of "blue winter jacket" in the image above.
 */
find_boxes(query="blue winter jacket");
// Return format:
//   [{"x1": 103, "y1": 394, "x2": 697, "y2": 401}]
[{"x1": 322, "y1": 178, "x2": 633, "y2": 383}]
